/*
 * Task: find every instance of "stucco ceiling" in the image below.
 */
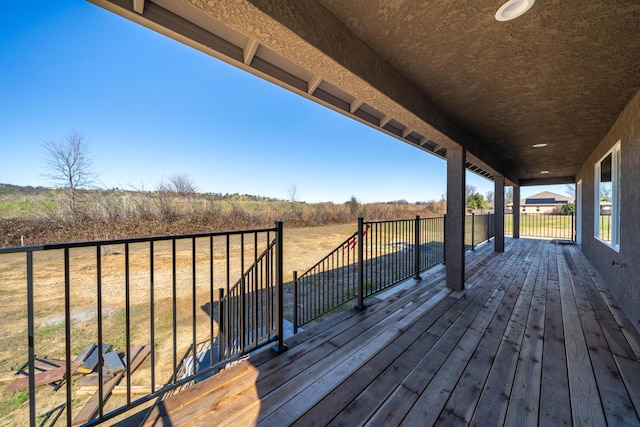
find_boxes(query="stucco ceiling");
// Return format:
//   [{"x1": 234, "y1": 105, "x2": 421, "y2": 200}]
[
  {"x1": 90, "y1": 0, "x2": 640, "y2": 186},
  {"x1": 317, "y1": 0, "x2": 640, "y2": 184}
]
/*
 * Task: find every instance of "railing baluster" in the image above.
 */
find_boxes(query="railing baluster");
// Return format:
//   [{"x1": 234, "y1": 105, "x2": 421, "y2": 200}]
[
  {"x1": 26, "y1": 252, "x2": 35, "y2": 427},
  {"x1": 172, "y1": 239, "x2": 177, "y2": 382},
  {"x1": 240, "y1": 235, "x2": 245, "y2": 352},
  {"x1": 125, "y1": 242, "x2": 131, "y2": 403},
  {"x1": 471, "y1": 212, "x2": 476, "y2": 251},
  {"x1": 218, "y1": 288, "x2": 224, "y2": 363},
  {"x1": 97, "y1": 245, "x2": 104, "y2": 417},
  {"x1": 209, "y1": 236, "x2": 214, "y2": 368},
  {"x1": 191, "y1": 238, "x2": 197, "y2": 381},
  {"x1": 150, "y1": 241, "x2": 156, "y2": 393},
  {"x1": 64, "y1": 248, "x2": 72, "y2": 426},
  {"x1": 414, "y1": 216, "x2": 421, "y2": 280},
  {"x1": 225, "y1": 234, "x2": 230, "y2": 358},
  {"x1": 293, "y1": 271, "x2": 299, "y2": 334}
]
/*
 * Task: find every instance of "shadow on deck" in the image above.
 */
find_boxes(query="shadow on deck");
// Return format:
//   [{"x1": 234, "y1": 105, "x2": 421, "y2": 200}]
[{"x1": 124, "y1": 238, "x2": 640, "y2": 426}]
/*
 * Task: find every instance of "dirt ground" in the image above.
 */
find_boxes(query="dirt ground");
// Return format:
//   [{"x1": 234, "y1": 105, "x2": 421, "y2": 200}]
[{"x1": 0, "y1": 223, "x2": 357, "y2": 426}]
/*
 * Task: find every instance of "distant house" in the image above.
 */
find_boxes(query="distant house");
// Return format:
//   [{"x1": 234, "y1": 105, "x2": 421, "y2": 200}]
[{"x1": 506, "y1": 191, "x2": 574, "y2": 214}]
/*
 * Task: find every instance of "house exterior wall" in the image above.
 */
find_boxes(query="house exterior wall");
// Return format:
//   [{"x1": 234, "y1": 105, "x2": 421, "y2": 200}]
[
  {"x1": 577, "y1": 89, "x2": 640, "y2": 329},
  {"x1": 520, "y1": 205, "x2": 564, "y2": 214}
]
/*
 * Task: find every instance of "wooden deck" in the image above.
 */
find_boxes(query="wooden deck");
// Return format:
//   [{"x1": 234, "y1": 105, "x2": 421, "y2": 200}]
[{"x1": 131, "y1": 238, "x2": 640, "y2": 426}]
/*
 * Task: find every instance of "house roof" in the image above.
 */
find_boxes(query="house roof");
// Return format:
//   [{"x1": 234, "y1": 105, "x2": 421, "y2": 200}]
[
  {"x1": 520, "y1": 191, "x2": 574, "y2": 205},
  {"x1": 89, "y1": 0, "x2": 640, "y2": 186}
]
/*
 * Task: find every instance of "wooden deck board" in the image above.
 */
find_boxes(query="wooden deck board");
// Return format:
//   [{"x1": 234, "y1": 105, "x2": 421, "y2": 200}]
[
  {"x1": 469, "y1": 240, "x2": 541, "y2": 426},
  {"x1": 539, "y1": 245, "x2": 572, "y2": 426},
  {"x1": 436, "y1": 240, "x2": 534, "y2": 426},
  {"x1": 503, "y1": 241, "x2": 548, "y2": 427},
  {"x1": 128, "y1": 239, "x2": 640, "y2": 427},
  {"x1": 557, "y1": 244, "x2": 607, "y2": 426},
  {"x1": 562, "y1": 245, "x2": 639, "y2": 425},
  {"x1": 401, "y1": 239, "x2": 534, "y2": 426}
]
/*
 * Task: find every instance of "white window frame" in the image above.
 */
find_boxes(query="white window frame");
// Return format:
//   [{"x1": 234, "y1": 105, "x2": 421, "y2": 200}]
[{"x1": 594, "y1": 141, "x2": 621, "y2": 251}]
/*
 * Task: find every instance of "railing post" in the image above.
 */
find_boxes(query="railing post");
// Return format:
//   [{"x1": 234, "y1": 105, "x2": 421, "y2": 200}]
[
  {"x1": 471, "y1": 212, "x2": 476, "y2": 251},
  {"x1": 217, "y1": 288, "x2": 225, "y2": 363},
  {"x1": 442, "y1": 214, "x2": 446, "y2": 265},
  {"x1": 414, "y1": 215, "x2": 422, "y2": 280},
  {"x1": 292, "y1": 270, "x2": 298, "y2": 334},
  {"x1": 272, "y1": 221, "x2": 288, "y2": 354},
  {"x1": 355, "y1": 217, "x2": 366, "y2": 311}
]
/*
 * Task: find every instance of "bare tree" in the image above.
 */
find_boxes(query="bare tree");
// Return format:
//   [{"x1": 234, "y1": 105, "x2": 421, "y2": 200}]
[
  {"x1": 288, "y1": 183, "x2": 298, "y2": 203},
  {"x1": 565, "y1": 184, "x2": 576, "y2": 198},
  {"x1": 465, "y1": 184, "x2": 476, "y2": 202},
  {"x1": 43, "y1": 132, "x2": 97, "y2": 217},
  {"x1": 167, "y1": 173, "x2": 197, "y2": 196},
  {"x1": 485, "y1": 190, "x2": 494, "y2": 205},
  {"x1": 505, "y1": 186, "x2": 514, "y2": 204}
]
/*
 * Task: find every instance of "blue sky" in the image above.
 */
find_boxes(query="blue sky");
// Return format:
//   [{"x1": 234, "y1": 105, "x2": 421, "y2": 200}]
[{"x1": 0, "y1": 1, "x2": 567, "y2": 203}]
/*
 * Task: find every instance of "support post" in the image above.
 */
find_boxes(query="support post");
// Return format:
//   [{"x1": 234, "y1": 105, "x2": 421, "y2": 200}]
[
  {"x1": 446, "y1": 145, "x2": 465, "y2": 291},
  {"x1": 513, "y1": 185, "x2": 520, "y2": 238},
  {"x1": 355, "y1": 217, "x2": 367, "y2": 311},
  {"x1": 495, "y1": 175, "x2": 505, "y2": 252},
  {"x1": 272, "y1": 221, "x2": 288, "y2": 354},
  {"x1": 414, "y1": 215, "x2": 422, "y2": 280}
]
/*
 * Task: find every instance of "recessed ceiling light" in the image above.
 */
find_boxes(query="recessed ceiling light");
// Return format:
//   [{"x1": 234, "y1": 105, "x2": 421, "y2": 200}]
[
  {"x1": 495, "y1": 0, "x2": 536, "y2": 21},
  {"x1": 540, "y1": 170, "x2": 550, "y2": 174},
  {"x1": 533, "y1": 143, "x2": 547, "y2": 148}
]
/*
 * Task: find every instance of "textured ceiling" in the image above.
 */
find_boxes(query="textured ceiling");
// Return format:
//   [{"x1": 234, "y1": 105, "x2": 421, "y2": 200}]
[{"x1": 318, "y1": 0, "x2": 640, "y2": 183}]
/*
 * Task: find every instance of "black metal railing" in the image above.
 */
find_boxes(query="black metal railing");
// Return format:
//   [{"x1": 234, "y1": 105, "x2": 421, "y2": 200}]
[
  {"x1": 598, "y1": 213, "x2": 612, "y2": 243},
  {"x1": 292, "y1": 214, "x2": 498, "y2": 331},
  {"x1": 293, "y1": 216, "x2": 445, "y2": 331},
  {"x1": 465, "y1": 213, "x2": 496, "y2": 250},
  {"x1": 505, "y1": 212, "x2": 575, "y2": 240},
  {"x1": 0, "y1": 223, "x2": 284, "y2": 426},
  {"x1": 219, "y1": 222, "x2": 286, "y2": 360}
]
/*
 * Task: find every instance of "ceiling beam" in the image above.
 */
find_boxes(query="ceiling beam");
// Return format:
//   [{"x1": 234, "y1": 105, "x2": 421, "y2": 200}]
[
  {"x1": 133, "y1": 0, "x2": 144, "y2": 14},
  {"x1": 350, "y1": 98, "x2": 363, "y2": 114},
  {"x1": 243, "y1": 38, "x2": 259, "y2": 65},
  {"x1": 308, "y1": 74, "x2": 322, "y2": 95},
  {"x1": 402, "y1": 127, "x2": 412, "y2": 139},
  {"x1": 379, "y1": 115, "x2": 391, "y2": 128}
]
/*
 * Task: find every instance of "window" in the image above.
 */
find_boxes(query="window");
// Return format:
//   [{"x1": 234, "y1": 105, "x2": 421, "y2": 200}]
[
  {"x1": 536, "y1": 206, "x2": 540, "y2": 212},
  {"x1": 595, "y1": 141, "x2": 621, "y2": 250}
]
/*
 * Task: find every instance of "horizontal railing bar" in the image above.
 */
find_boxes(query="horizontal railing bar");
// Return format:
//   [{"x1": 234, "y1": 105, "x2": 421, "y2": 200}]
[
  {"x1": 0, "y1": 226, "x2": 279, "y2": 254},
  {"x1": 364, "y1": 216, "x2": 444, "y2": 225}
]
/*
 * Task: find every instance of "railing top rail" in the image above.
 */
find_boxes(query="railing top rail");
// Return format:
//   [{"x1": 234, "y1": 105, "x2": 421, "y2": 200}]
[
  {"x1": 297, "y1": 231, "x2": 359, "y2": 279},
  {"x1": 228, "y1": 238, "x2": 277, "y2": 293},
  {"x1": 364, "y1": 215, "x2": 445, "y2": 225},
  {"x1": 0, "y1": 225, "x2": 279, "y2": 255}
]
